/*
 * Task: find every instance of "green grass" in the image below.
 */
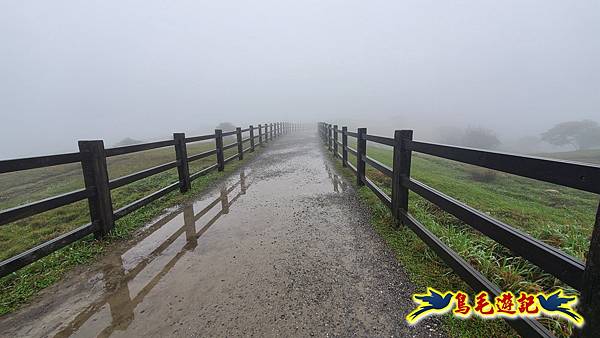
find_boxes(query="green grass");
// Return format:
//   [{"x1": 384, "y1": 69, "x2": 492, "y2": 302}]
[
  {"x1": 535, "y1": 149, "x2": 600, "y2": 165},
  {"x1": 332, "y1": 145, "x2": 599, "y2": 337},
  {"x1": 0, "y1": 140, "x2": 241, "y2": 260},
  {"x1": 0, "y1": 139, "x2": 255, "y2": 315}
]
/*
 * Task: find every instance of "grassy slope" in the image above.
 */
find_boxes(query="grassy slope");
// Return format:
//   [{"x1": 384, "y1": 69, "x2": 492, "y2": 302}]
[
  {"x1": 0, "y1": 140, "x2": 241, "y2": 260},
  {"x1": 336, "y1": 145, "x2": 598, "y2": 337},
  {"x1": 535, "y1": 149, "x2": 600, "y2": 165},
  {"x1": 0, "y1": 138, "x2": 250, "y2": 315}
]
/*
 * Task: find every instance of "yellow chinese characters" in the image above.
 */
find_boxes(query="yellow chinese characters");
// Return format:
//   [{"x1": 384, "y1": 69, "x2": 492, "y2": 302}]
[{"x1": 406, "y1": 288, "x2": 583, "y2": 327}]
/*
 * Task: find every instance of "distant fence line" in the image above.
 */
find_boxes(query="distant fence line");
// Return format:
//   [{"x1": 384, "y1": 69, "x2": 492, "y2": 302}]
[
  {"x1": 318, "y1": 122, "x2": 600, "y2": 338},
  {"x1": 0, "y1": 122, "x2": 301, "y2": 279}
]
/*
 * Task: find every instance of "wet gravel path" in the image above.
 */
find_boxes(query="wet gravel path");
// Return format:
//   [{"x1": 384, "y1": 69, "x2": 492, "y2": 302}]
[{"x1": 0, "y1": 131, "x2": 444, "y2": 337}]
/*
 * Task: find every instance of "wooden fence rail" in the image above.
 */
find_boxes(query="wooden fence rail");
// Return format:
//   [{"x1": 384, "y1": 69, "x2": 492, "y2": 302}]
[
  {"x1": 318, "y1": 122, "x2": 600, "y2": 338},
  {"x1": 0, "y1": 122, "x2": 300, "y2": 279}
]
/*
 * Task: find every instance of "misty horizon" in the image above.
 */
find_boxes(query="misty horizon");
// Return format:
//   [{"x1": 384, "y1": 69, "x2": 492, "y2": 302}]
[{"x1": 1, "y1": 1, "x2": 599, "y2": 158}]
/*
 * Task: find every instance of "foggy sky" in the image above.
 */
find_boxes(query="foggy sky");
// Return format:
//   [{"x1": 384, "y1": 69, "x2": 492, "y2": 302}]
[{"x1": 1, "y1": 1, "x2": 599, "y2": 158}]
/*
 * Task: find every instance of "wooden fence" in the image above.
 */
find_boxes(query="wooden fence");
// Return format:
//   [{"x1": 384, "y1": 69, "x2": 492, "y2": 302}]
[
  {"x1": 319, "y1": 122, "x2": 600, "y2": 338},
  {"x1": 0, "y1": 122, "x2": 300, "y2": 279}
]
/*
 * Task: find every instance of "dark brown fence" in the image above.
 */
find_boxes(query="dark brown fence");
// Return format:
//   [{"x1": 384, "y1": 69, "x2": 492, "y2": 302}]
[
  {"x1": 319, "y1": 122, "x2": 600, "y2": 338},
  {"x1": 0, "y1": 122, "x2": 301, "y2": 279}
]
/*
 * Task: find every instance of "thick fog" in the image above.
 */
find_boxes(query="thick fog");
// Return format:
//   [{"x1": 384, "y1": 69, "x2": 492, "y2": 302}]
[{"x1": 1, "y1": 1, "x2": 599, "y2": 158}]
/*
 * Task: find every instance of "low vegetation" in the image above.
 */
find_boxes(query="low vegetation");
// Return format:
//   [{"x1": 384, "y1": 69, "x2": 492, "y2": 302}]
[
  {"x1": 336, "y1": 145, "x2": 599, "y2": 337},
  {"x1": 0, "y1": 139, "x2": 249, "y2": 315},
  {"x1": 466, "y1": 167, "x2": 498, "y2": 183}
]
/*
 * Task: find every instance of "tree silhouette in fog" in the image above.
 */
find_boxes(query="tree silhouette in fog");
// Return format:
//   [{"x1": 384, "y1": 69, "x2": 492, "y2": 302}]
[{"x1": 541, "y1": 120, "x2": 600, "y2": 150}]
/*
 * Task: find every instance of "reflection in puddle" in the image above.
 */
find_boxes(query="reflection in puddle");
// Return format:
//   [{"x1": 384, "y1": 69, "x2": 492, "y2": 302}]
[
  {"x1": 54, "y1": 171, "x2": 251, "y2": 338},
  {"x1": 325, "y1": 164, "x2": 347, "y2": 193}
]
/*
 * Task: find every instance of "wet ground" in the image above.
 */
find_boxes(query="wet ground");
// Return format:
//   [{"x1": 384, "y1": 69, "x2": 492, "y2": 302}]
[{"x1": 0, "y1": 131, "x2": 443, "y2": 337}]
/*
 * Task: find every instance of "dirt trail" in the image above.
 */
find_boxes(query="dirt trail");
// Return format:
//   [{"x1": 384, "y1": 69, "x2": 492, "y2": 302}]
[{"x1": 0, "y1": 131, "x2": 443, "y2": 337}]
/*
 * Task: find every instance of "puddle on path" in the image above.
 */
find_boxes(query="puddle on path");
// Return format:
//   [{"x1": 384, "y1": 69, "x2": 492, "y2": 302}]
[{"x1": 54, "y1": 170, "x2": 253, "y2": 337}]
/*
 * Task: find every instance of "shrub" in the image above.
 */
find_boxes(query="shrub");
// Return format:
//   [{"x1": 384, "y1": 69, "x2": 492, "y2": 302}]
[{"x1": 468, "y1": 168, "x2": 498, "y2": 182}]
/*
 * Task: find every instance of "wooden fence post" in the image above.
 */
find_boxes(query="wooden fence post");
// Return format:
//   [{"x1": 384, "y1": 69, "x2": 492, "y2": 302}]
[
  {"x1": 264, "y1": 124, "x2": 268, "y2": 143},
  {"x1": 236, "y1": 127, "x2": 243, "y2": 160},
  {"x1": 319, "y1": 123, "x2": 323, "y2": 141},
  {"x1": 215, "y1": 129, "x2": 224, "y2": 171},
  {"x1": 249, "y1": 125, "x2": 255, "y2": 152},
  {"x1": 173, "y1": 133, "x2": 191, "y2": 193},
  {"x1": 325, "y1": 124, "x2": 328, "y2": 149},
  {"x1": 392, "y1": 130, "x2": 413, "y2": 225},
  {"x1": 259, "y1": 124, "x2": 263, "y2": 145},
  {"x1": 333, "y1": 125, "x2": 339, "y2": 158},
  {"x1": 578, "y1": 202, "x2": 600, "y2": 337},
  {"x1": 319, "y1": 122, "x2": 325, "y2": 144},
  {"x1": 319, "y1": 123, "x2": 322, "y2": 141},
  {"x1": 270, "y1": 123, "x2": 274, "y2": 141},
  {"x1": 342, "y1": 126, "x2": 348, "y2": 167},
  {"x1": 356, "y1": 128, "x2": 367, "y2": 186},
  {"x1": 78, "y1": 140, "x2": 114, "y2": 238},
  {"x1": 328, "y1": 124, "x2": 332, "y2": 151},
  {"x1": 392, "y1": 130, "x2": 402, "y2": 225}
]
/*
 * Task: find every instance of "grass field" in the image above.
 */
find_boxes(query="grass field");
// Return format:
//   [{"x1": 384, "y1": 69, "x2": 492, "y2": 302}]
[
  {"x1": 534, "y1": 149, "x2": 600, "y2": 165},
  {"x1": 0, "y1": 137, "x2": 249, "y2": 315},
  {"x1": 335, "y1": 144, "x2": 599, "y2": 337}
]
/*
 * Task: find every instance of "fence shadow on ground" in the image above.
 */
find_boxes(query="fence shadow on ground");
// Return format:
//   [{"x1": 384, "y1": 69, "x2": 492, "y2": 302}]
[{"x1": 53, "y1": 170, "x2": 251, "y2": 337}]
